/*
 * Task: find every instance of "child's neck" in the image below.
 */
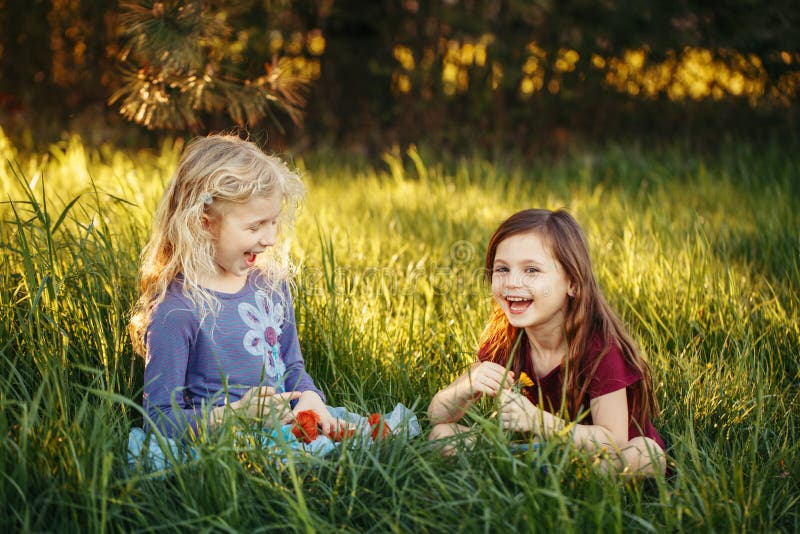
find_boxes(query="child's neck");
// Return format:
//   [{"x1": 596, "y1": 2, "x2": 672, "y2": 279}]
[
  {"x1": 199, "y1": 271, "x2": 250, "y2": 294},
  {"x1": 525, "y1": 328, "x2": 567, "y2": 378}
]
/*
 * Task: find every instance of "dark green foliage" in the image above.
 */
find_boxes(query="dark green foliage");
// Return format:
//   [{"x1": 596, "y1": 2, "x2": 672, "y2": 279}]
[
  {"x1": 1, "y1": 1, "x2": 799, "y2": 149},
  {"x1": 110, "y1": 0, "x2": 307, "y2": 130}
]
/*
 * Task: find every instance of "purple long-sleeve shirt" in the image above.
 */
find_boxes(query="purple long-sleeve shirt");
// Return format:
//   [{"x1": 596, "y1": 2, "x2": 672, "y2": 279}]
[{"x1": 143, "y1": 271, "x2": 324, "y2": 438}]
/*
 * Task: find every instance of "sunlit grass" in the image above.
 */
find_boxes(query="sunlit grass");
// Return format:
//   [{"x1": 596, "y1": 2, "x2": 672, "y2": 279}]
[{"x1": 1, "y1": 128, "x2": 798, "y2": 530}]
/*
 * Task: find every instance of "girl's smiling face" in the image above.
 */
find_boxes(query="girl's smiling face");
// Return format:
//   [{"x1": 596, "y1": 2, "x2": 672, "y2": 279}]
[
  {"x1": 204, "y1": 194, "x2": 282, "y2": 291},
  {"x1": 491, "y1": 231, "x2": 574, "y2": 336}
]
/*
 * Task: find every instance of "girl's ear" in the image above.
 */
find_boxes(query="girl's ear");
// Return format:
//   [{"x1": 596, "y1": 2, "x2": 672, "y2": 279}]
[
  {"x1": 568, "y1": 281, "x2": 577, "y2": 298},
  {"x1": 201, "y1": 213, "x2": 217, "y2": 235}
]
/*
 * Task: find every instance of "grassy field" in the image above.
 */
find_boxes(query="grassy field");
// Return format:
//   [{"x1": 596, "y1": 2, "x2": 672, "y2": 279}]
[{"x1": 1, "y1": 129, "x2": 798, "y2": 532}]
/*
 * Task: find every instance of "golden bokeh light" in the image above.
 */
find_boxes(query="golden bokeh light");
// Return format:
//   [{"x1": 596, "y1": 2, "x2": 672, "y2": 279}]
[
  {"x1": 393, "y1": 45, "x2": 416, "y2": 71},
  {"x1": 264, "y1": 29, "x2": 326, "y2": 82},
  {"x1": 384, "y1": 33, "x2": 794, "y2": 105},
  {"x1": 307, "y1": 30, "x2": 326, "y2": 56}
]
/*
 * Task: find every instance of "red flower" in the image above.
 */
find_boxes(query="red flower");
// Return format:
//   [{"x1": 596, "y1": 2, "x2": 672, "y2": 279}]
[
  {"x1": 292, "y1": 410, "x2": 320, "y2": 443},
  {"x1": 292, "y1": 410, "x2": 388, "y2": 444},
  {"x1": 367, "y1": 413, "x2": 390, "y2": 440},
  {"x1": 327, "y1": 426, "x2": 356, "y2": 441}
]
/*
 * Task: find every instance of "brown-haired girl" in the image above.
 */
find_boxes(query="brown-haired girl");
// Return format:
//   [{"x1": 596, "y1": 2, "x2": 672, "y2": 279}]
[{"x1": 427, "y1": 208, "x2": 666, "y2": 475}]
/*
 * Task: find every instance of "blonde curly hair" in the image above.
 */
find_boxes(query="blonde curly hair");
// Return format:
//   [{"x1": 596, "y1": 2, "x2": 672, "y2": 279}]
[{"x1": 129, "y1": 134, "x2": 305, "y2": 356}]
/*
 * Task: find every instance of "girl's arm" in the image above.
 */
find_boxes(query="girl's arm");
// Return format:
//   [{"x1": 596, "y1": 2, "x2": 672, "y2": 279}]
[
  {"x1": 500, "y1": 388, "x2": 668, "y2": 475},
  {"x1": 498, "y1": 388, "x2": 629, "y2": 449},
  {"x1": 428, "y1": 362, "x2": 515, "y2": 424},
  {"x1": 582, "y1": 388, "x2": 630, "y2": 446},
  {"x1": 143, "y1": 301, "x2": 205, "y2": 439}
]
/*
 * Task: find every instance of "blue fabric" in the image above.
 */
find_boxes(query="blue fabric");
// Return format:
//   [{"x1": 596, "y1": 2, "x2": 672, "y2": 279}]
[
  {"x1": 509, "y1": 442, "x2": 541, "y2": 454},
  {"x1": 128, "y1": 403, "x2": 421, "y2": 472}
]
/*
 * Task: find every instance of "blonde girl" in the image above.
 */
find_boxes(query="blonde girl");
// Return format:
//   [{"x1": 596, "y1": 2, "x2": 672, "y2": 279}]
[
  {"x1": 428, "y1": 209, "x2": 666, "y2": 475},
  {"x1": 130, "y1": 134, "x2": 338, "y2": 439}
]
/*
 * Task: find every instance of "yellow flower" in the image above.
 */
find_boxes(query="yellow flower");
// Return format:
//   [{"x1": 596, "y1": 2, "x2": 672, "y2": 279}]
[{"x1": 518, "y1": 372, "x2": 534, "y2": 388}]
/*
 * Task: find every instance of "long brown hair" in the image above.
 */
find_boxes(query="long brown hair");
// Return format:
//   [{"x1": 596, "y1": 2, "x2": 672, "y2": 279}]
[{"x1": 477, "y1": 208, "x2": 659, "y2": 427}]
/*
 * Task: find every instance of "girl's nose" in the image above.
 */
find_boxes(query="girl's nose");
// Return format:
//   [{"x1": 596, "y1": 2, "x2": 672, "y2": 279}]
[
  {"x1": 259, "y1": 225, "x2": 277, "y2": 246},
  {"x1": 506, "y1": 272, "x2": 523, "y2": 288}
]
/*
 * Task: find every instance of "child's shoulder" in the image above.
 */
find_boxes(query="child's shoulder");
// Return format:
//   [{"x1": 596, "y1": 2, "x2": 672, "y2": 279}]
[
  {"x1": 152, "y1": 277, "x2": 199, "y2": 321},
  {"x1": 586, "y1": 331, "x2": 621, "y2": 358},
  {"x1": 585, "y1": 331, "x2": 640, "y2": 383}
]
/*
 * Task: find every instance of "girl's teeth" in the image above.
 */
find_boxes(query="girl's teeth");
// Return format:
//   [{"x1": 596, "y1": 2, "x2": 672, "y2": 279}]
[{"x1": 508, "y1": 299, "x2": 532, "y2": 313}]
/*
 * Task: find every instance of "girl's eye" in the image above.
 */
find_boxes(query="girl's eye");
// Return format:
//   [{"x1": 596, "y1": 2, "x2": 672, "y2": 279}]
[
  {"x1": 493, "y1": 266, "x2": 509, "y2": 273},
  {"x1": 525, "y1": 267, "x2": 540, "y2": 274}
]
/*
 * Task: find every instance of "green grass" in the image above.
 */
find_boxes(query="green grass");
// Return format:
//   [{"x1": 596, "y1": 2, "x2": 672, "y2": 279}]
[{"x1": 1, "y1": 129, "x2": 798, "y2": 531}]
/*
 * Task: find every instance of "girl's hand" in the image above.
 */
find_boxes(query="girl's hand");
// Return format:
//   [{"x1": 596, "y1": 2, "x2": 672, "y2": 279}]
[
  {"x1": 292, "y1": 391, "x2": 355, "y2": 435},
  {"x1": 498, "y1": 389, "x2": 543, "y2": 434},
  {"x1": 231, "y1": 386, "x2": 300, "y2": 424},
  {"x1": 461, "y1": 362, "x2": 515, "y2": 401},
  {"x1": 427, "y1": 361, "x2": 515, "y2": 424}
]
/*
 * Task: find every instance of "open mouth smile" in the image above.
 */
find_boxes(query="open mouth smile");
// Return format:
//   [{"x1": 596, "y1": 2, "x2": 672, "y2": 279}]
[
  {"x1": 505, "y1": 295, "x2": 533, "y2": 314},
  {"x1": 244, "y1": 250, "x2": 264, "y2": 265}
]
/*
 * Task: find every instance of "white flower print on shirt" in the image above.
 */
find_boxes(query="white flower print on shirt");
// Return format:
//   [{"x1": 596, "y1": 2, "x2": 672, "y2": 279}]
[{"x1": 238, "y1": 290, "x2": 286, "y2": 386}]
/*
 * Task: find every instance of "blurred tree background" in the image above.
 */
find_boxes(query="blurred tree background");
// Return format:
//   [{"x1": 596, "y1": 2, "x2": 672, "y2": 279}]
[{"x1": 0, "y1": 0, "x2": 798, "y2": 153}]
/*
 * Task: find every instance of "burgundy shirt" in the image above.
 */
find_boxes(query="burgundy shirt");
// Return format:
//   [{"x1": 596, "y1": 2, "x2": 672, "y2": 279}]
[{"x1": 522, "y1": 334, "x2": 664, "y2": 449}]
